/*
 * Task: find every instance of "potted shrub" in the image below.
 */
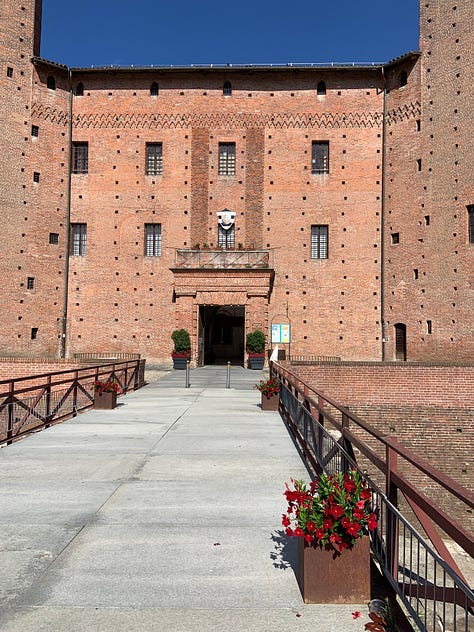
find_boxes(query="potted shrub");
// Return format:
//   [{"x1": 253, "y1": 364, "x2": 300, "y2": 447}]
[
  {"x1": 93, "y1": 379, "x2": 123, "y2": 409},
  {"x1": 171, "y1": 328, "x2": 191, "y2": 369},
  {"x1": 246, "y1": 329, "x2": 266, "y2": 369},
  {"x1": 282, "y1": 470, "x2": 377, "y2": 604},
  {"x1": 255, "y1": 376, "x2": 280, "y2": 410}
]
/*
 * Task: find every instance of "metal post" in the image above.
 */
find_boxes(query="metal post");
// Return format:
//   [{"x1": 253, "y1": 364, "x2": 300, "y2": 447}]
[
  {"x1": 185, "y1": 360, "x2": 190, "y2": 388},
  {"x1": 226, "y1": 361, "x2": 231, "y2": 388}
]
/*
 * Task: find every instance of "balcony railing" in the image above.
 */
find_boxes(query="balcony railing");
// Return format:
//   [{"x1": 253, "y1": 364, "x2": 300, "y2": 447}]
[{"x1": 174, "y1": 249, "x2": 273, "y2": 269}]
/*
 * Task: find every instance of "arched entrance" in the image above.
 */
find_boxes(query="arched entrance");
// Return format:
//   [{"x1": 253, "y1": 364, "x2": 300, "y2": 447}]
[{"x1": 199, "y1": 305, "x2": 245, "y2": 366}]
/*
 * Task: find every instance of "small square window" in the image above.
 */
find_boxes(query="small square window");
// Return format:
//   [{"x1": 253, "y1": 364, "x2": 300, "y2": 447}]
[
  {"x1": 33, "y1": 171, "x2": 40, "y2": 183},
  {"x1": 31, "y1": 125, "x2": 39, "y2": 137},
  {"x1": 49, "y1": 232, "x2": 59, "y2": 245},
  {"x1": 391, "y1": 232, "x2": 400, "y2": 245},
  {"x1": 7, "y1": 66, "x2": 13, "y2": 78}
]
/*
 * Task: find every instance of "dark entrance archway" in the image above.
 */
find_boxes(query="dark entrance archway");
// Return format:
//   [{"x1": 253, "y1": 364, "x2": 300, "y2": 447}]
[{"x1": 198, "y1": 305, "x2": 245, "y2": 366}]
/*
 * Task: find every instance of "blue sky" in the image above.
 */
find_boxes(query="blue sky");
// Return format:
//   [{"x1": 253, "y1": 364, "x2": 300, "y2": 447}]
[{"x1": 40, "y1": 0, "x2": 419, "y2": 68}]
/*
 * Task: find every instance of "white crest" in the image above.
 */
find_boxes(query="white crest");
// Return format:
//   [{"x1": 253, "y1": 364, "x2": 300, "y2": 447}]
[{"x1": 217, "y1": 209, "x2": 236, "y2": 231}]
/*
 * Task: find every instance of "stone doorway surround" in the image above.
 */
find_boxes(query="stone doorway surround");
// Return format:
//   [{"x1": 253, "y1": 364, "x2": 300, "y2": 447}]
[{"x1": 171, "y1": 267, "x2": 274, "y2": 367}]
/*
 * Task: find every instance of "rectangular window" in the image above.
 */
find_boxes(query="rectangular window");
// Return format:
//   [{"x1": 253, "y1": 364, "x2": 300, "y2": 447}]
[
  {"x1": 31, "y1": 327, "x2": 38, "y2": 340},
  {"x1": 391, "y1": 232, "x2": 400, "y2": 245},
  {"x1": 218, "y1": 142, "x2": 236, "y2": 175},
  {"x1": 311, "y1": 141, "x2": 329, "y2": 174},
  {"x1": 218, "y1": 225, "x2": 235, "y2": 249},
  {"x1": 145, "y1": 223, "x2": 162, "y2": 256},
  {"x1": 49, "y1": 232, "x2": 59, "y2": 245},
  {"x1": 31, "y1": 125, "x2": 39, "y2": 138},
  {"x1": 145, "y1": 143, "x2": 163, "y2": 176},
  {"x1": 7, "y1": 66, "x2": 13, "y2": 78},
  {"x1": 72, "y1": 142, "x2": 88, "y2": 174},
  {"x1": 468, "y1": 205, "x2": 474, "y2": 244},
  {"x1": 33, "y1": 171, "x2": 40, "y2": 183},
  {"x1": 27, "y1": 277, "x2": 35, "y2": 289},
  {"x1": 70, "y1": 223, "x2": 87, "y2": 256},
  {"x1": 311, "y1": 225, "x2": 328, "y2": 259}
]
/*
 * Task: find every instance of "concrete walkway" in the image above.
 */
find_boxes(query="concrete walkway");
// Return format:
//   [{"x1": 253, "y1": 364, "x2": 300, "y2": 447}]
[{"x1": 1, "y1": 367, "x2": 367, "y2": 632}]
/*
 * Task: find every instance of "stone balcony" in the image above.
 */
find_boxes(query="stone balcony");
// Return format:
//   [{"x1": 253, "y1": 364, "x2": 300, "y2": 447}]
[{"x1": 174, "y1": 249, "x2": 273, "y2": 269}]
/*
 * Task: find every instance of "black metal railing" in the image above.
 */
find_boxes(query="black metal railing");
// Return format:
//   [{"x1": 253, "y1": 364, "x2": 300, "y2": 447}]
[
  {"x1": 0, "y1": 360, "x2": 143, "y2": 446},
  {"x1": 273, "y1": 362, "x2": 474, "y2": 632}
]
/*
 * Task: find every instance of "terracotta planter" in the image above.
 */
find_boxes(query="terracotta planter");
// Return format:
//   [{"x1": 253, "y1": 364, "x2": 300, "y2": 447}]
[
  {"x1": 297, "y1": 536, "x2": 370, "y2": 604},
  {"x1": 94, "y1": 391, "x2": 117, "y2": 410},
  {"x1": 261, "y1": 392, "x2": 280, "y2": 411}
]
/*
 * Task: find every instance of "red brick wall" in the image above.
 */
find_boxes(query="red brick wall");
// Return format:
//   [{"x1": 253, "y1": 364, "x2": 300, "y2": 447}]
[{"x1": 0, "y1": 358, "x2": 82, "y2": 382}]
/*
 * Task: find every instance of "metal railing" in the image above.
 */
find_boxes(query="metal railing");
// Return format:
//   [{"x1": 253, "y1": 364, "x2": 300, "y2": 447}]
[
  {"x1": 272, "y1": 361, "x2": 473, "y2": 632},
  {"x1": 175, "y1": 249, "x2": 273, "y2": 269},
  {"x1": 0, "y1": 360, "x2": 143, "y2": 446}
]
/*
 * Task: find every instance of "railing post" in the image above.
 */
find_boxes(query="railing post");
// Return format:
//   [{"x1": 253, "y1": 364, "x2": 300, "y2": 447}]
[
  {"x1": 45, "y1": 374, "x2": 52, "y2": 427},
  {"x1": 185, "y1": 360, "x2": 190, "y2": 388},
  {"x1": 73, "y1": 370, "x2": 78, "y2": 417},
  {"x1": 386, "y1": 441, "x2": 399, "y2": 581},
  {"x1": 226, "y1": 361, "x2": 231, "y2": 389},
  {"x1": 7, "y1": 380, "x2": 14, "y2": 445}
]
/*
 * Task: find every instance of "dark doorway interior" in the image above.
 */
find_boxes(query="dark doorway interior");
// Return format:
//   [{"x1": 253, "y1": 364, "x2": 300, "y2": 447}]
[{"x1": 199, "y1": 305, "x2": 245, "y2": 365}]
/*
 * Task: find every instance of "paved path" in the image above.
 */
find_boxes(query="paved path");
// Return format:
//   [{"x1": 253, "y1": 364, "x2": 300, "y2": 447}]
[{"x1": 1, "y1": 367, "x2": 367, "y2": 631}]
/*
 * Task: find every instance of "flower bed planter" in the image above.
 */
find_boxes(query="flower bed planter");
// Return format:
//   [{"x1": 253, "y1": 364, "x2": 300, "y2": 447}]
[
  {"x1": 261, "y1": 392, "x2": 279, "y2": 411},
  {"x1": 297, "y1": 536, "x2": 370, "y2": 604},
  {"x1": 94, "y1": 391, "x2": 117, "y2": 410},
  {"x1": 172, "y1": 356, "x2": 189, "y2": 370},
  {"x1": 248, "y1": 354, "x2": 265, "y2": 370}
]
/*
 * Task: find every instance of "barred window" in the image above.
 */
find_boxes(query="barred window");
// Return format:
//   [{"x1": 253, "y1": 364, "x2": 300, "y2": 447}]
[
  {"x1": 70, "y1": 223, "x2": 87, "y2": 256},
  {"x1": 218, "y1": 142, "x2": 235, "y2": 175},
  {"x1": 218, "y1": 224, "x2": 235, "y2": 249},
  {"x1": 145, "y1": 223, "x2": 162, "y2": 256},
  {"x1": 311, "y1": 141, "x2": 329, "y2": 174},
  {"x1": 72, "y1": 142, "x2": 88, "y2": 174},
  {"x1": 467, "y1": 205, "x2": 474, "y2": 244},
  {"x1": 146, "y1": 143, "x2": 163, "y2": 176},
  {"x1": 31, "y1": 125, "x2": 39, "y2": 137},
  {"x1": 311, "y1": 225, "x2": 328, "y2": 259}
]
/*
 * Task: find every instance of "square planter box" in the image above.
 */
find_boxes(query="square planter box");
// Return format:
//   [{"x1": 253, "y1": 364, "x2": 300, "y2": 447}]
[
  {"x1": 261, "y1": 392, "x2": 280, "y2": 411},
  {"x1": 248, "y1": 355, "x2": 265, "y2": 370},
  {"x1": 297, "y1": 536, "x2": 370, "y2": 604},
  {"x1": 94, "y1": 391, "x2": 117, "y2": 410},
  {"x1": 172, "y1": 357, "x2": 189, "y2": 370}
]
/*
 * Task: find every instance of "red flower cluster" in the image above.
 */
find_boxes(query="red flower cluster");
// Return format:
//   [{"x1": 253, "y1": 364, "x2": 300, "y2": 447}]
[
  {"x1": 255, "y1": 377, "x2": 280, "y2": 399},
  {"x1": 282, "y1": 470, "x2": 378, "y2": 553},
  {"x1": 93, "y1": 379, "x2": 123, "y2": 394},
  {"x1": 171, "y1": 351, "x2": 191, "y2": 358}
]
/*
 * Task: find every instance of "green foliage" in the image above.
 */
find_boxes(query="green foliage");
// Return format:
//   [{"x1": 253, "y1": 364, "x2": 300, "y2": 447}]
[
  {"x1": 246, "y1": 329, "x2": 266, "y2": 353},
  {"x1": 171, "y1": 329, "x2": 191, "y2": 352}
]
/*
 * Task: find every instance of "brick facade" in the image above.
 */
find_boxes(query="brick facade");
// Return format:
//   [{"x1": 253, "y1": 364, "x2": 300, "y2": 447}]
[{"x1": 0, "y1": 1, "x2": 472, "y2": 367}]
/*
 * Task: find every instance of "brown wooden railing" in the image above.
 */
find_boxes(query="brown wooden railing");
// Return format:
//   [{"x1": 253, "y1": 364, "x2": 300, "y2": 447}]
[
  {"x1": 271, "y1": 361, "x2": 474, "y2": 632},
  {"x1": 0, "y1": 360, "x2": 143, "y2": 446}
]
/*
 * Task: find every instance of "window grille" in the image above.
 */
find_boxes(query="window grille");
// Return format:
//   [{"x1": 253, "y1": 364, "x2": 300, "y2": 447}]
[
  {"x1": 72, "y1": 142, "x2": 88, "y2": 174},
  {"x1": 311, "y1": 141, "x2": 329, "y2": 174},
  {"x1": 145, "y1": 223, "x2": 162, "y2": 256},
  {"x1": 146, "y1": 143, "x2": 163, "y2": 175},
  {"x1": 70, "y1": 223, "x2": 87, "y2": 256},
  {"x1": 218, "y1": 143, "x2": 236, "y2": 175},
  {"x1": 7, "y1": 67, "x2": 13, "y2": 78},
  {"x1": 49, "y1": 233, "x2": 59, "y2": 245},
  {"x1": 31, "y1": 125, "x2": 39, "y2": 137},
  {"x1": 218, "y1": 224, "x2": 235, "y2": 249},
  {"x1": 27, "y1": 277, "x2": 35, "y2": 290},
  {"x1": 467, "y1": 205, "x2": 474, "y2": 244},
  {"x1": 311, "y1": 225, "x2": 328, "y2": 259}
]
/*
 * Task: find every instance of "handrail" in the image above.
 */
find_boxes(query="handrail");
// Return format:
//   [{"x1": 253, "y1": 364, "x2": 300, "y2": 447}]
[
  {"x1": 0, "y1": 359, "x2": 143, "y2": 446},
  {"x1": 271, "y1": 361, "x2": 473, "y2": 632}
]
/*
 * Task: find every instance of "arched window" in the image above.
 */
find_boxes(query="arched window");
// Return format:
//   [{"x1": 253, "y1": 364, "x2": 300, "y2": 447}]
[
  {"x1": 47, "y1": 75, "x2": 56, "y2": 90},
  {"x1": 75, "y1": 82, "x2": 84, "y2": 96},
  {"x1": 399, "y1": 71, "x2": 408, "y2": 87},
  {"x1": 394, "y1": 323, "x2": 407, "y2": 361},
  {"x1": 317, "y1": 80, "x2": 326, "y2": 96},
  {"x1": 150, "y1": 82, "x2": 159, "y2": 96},
  {"x1": 223, "y1": 81, "x2": 232, "y2": 96}
]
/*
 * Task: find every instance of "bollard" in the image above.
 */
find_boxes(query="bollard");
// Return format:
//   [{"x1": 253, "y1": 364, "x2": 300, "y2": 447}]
[
  {"x1": 185, "y1": 360, "x2": 190, "y2": 388},
  {"x1": 226, "y1": 361, "x2": 231, "y2": 388}
]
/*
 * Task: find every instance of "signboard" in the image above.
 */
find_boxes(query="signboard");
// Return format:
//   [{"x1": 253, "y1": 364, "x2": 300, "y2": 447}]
[{"x1": 271, "y1": 324, "x2": 290, "y2": 344}]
